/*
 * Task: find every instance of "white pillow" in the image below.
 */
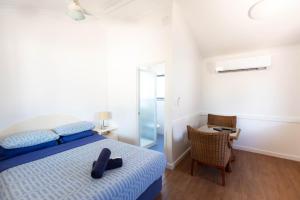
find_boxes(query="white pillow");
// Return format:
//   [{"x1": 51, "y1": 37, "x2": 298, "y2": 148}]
[
  {"x1": 53, "y1": 121, "x2": 95, "y2": 136},
  {"x1": 0, "y1": 130, "x2": 59, "y2": 149}
]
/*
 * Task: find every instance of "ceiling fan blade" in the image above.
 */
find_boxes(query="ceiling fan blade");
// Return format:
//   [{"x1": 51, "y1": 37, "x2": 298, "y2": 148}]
[
  {"x1": 67, "y1": 0, "x2": 111, "y2": 21},
  {"x1": 67, "y1": 0, "x2": 84, "y2": 21}
]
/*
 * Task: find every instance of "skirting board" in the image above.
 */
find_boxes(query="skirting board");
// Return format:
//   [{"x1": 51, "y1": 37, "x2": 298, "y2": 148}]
[
  {"x1": 167, "y1": 147, "x2": 191, "y2": 170},
  {"x1": 234, "y1": 145, "x2": 300, "y2": 162},
  {"x1": 167, "y1": 145, "x2": 299, "y2": 170}
]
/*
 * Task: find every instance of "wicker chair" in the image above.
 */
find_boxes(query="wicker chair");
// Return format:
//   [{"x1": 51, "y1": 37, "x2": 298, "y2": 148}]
[
  {"x1": 187, "y1": 126, "x2": 232, "y2": 186},
  {"x1": 208, "y1": 114, "x2": 237, "y2": 161},
  {"x1": 207, "y1": 114, "x2": 237, "y2": 128}
]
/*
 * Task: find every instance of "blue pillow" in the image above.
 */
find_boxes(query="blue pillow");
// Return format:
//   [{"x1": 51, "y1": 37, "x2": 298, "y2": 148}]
[
  {"x1": 0, "y1": 140, "x2": 58, "y2": 161},
  {"x1": 0, "y1": 130, "x2": 59, "y2": 149},
  {"x1": 53, "y1": 121, "x2": 95, "y2": 136},
  {"x1": 59, "y1": 130, "x2": 96, "y2": 143}
]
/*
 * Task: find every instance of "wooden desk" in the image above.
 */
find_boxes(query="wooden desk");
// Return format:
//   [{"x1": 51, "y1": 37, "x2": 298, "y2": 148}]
[{"x1": 198, "y1": 125, "x2": 240, "y2": 140}]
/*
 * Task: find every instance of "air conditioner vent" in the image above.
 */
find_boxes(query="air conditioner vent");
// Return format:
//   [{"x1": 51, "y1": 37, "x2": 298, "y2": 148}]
[{"x1": 215, "y1": 56, "x2": 271, "y2": 73}]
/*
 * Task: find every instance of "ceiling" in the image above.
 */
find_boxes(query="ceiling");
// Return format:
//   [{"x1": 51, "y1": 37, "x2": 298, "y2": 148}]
[
  {"x1": 82, "y1": 0, "x2": 170, "y2": 21},
  {"x1": 2, "y1": 0, "x2": 299, "y2": 57},
  {"x1": 177, "y1": 0, "x2": 300, "y2": 57},
  {"x1": 0, "y1": 0, "x2": 170, "y2": 22}
]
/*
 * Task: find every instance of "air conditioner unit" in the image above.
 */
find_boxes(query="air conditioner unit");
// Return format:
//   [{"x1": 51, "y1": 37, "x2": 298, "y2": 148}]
[{"x1": 215, "y1": 56, "x2": 271, "y2": 73}]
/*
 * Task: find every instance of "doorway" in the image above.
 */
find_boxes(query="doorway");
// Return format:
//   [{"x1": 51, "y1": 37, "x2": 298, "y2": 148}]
[{"x1": 138, "y1": 63, "x2": 165, "y2": 152}]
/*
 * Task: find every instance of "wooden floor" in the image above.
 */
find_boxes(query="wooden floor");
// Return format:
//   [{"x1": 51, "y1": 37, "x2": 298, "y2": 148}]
[{"x1": 156, "y1": 150, "x2": 300, "y2": 200}]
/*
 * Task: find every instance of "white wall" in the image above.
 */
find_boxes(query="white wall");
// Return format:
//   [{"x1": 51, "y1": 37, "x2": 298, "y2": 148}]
[
  {"x1": 107, "y1": 19, "x2": 171, "y2": 145},
  {"x1": 106, "y1": 3, "x2": 203, "y2": 165},
  {"x1": 0, "y1": 2, "x2": 202, "y2": 166},
  {"x1": 0, "y1": 4, "x2": 172, "y2": 148},
  {"x1": 166, "y1": 2, "x2": 203, "y2": 166},
  {"x1": 4, "y1": 1, "x2": 299, "y2": 167},
  {"x1": 0, "y1": 8, "x2": 108, "y2": 132},
  {"x1": 199, "y1": 44, "x2": 300, "y2": 161}
]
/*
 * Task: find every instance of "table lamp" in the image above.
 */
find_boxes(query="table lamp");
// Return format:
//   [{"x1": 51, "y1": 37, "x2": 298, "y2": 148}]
[{"x1": 98, "y1": 112, "x2": 112, "y2": 129}]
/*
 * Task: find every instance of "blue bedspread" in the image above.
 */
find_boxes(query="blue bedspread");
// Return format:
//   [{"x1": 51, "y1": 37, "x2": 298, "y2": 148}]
[
  {"x1": 0, "y1": 139, "x2": 166, "y2": 200},
  {"x1": 0, "y1": 134, "x2": 105, "y2": 173}
]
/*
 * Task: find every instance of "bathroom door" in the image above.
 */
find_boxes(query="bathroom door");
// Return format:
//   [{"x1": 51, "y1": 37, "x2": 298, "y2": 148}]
[{"x1": 138, "y1": 69, "x2": 157, "y2": 148}]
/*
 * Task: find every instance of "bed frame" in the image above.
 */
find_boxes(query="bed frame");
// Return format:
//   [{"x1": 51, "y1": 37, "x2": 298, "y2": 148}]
[
  {"x1": 0, "y1": 114, "x2": 162, "y2": 200},
  {"x1": 0, "y1": 114, "x2": 81, "y2": 139}
]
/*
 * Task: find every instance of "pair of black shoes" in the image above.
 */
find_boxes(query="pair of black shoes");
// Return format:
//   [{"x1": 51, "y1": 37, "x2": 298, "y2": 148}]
[{"x1": 91, "y1": 148, "x2": 123, "y2": 179}]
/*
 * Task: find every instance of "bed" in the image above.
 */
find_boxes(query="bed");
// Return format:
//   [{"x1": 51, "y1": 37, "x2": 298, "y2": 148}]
[{"x1": 0, "y1": 115, "x2": 166, "y2": 200}]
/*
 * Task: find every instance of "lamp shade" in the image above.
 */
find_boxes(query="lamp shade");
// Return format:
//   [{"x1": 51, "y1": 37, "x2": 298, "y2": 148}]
[{"x1": 98, "y1": 112, "x2": 112, "y2": 120}]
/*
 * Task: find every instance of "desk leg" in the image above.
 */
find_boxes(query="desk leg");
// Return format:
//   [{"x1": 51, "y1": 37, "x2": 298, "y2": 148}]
[
  {"x1": 230, "y1": 140, "x2": 236, "y2": 162},
  {"x1": 191, "y1": 159, "x2": 195, "y2": 176},
  {"x1": 231, "y1": 149, "x2": 236, "y2": 162},
  {"x1": 226, "y1": 162, "x2": 232, "y2": 172}
]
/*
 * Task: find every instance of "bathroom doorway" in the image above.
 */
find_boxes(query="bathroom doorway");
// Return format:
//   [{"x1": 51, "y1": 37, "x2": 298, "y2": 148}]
[{"x1": 138, "y1": 63, "x2": 165, "y2": 152}]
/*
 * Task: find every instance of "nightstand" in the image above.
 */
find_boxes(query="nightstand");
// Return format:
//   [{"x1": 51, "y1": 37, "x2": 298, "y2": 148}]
[{"x1": 94, "y1": 127, "x2": 118, "y2": 141}]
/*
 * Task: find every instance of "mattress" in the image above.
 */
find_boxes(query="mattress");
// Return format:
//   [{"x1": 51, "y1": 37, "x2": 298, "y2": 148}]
[{"x1": 0, "y1": 136, "x2": 166, "y2": 200}]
